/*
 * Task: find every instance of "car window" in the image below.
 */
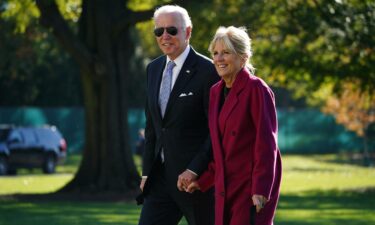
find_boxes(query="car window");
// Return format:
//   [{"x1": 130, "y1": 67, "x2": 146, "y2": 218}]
[{"x1": 8, "y1": 130, "x2": 23, "y2": 143}]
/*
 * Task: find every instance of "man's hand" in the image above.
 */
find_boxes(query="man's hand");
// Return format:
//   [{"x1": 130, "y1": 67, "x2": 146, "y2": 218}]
[
  {"x1": 140, "y1": 177, "x2": 147, "y2": 192},
  {"x1": 186, "y1": 181, "x2": 200, "y2": 193},
  {"x1": 252, "y1": 194, "x2": 268, "y2": 213},
  {"x1": 177, "y1": 170, "x2": 198, "y2": 191}
]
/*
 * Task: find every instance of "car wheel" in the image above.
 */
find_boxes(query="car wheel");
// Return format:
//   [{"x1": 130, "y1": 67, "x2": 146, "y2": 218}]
[
  {"x1": 42, "y1": 154, "x2": 56, "y2": 174},
  {"x1": 0, "y1": 156, "x2": 8, "y2": 176}
]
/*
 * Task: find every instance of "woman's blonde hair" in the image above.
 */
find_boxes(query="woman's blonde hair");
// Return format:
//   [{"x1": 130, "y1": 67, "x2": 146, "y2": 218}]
[{"x1": 208, "y1": 26, "x2": 255, "y2": 73}]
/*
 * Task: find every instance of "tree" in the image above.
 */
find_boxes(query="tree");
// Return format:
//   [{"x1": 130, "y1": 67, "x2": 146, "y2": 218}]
[
  {"x1": 255, "y1": 0, "x2": 375, "y2": 102},
  {"x1": 31, "y1": 0, "x2": 201, "y2": 194},
  {"x1": 0, "y1": 1, "x2": 82, "y2": 106},
  {"x1": 323, "y1": 81, "x2": 375, "y2": 165}
]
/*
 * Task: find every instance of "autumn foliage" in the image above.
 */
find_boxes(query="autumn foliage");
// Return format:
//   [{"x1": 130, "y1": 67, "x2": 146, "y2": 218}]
[{"x1": 323, "y1": 81, "x2": 374, "y2": 163}]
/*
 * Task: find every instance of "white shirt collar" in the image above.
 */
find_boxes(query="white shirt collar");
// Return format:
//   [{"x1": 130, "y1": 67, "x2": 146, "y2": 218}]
[
  {"x1": 166, "y1": 45, "x2": 190, "y2": 67},
  {"x1": 163, "y1": 46, "x2": 190, "y2": 88}
]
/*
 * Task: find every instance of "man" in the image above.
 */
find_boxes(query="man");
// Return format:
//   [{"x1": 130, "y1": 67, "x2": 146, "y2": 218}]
[{"x1": 138, "y1": 5, "x2": 219, "y2": 225}]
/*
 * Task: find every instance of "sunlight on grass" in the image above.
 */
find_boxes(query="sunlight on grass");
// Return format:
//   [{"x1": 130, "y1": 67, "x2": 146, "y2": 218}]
[
  {"x1": 0, "y1": 174, "x2": 73, "y2": 195},
  {"x1": 276, "y1": 208, "x2": 375, "y2": 225},
  {"x1": 0, "y1": 154, "x2": 80, "y2": 195},
  {"x1": 281, "y1": 155, "x2": 375, "y2": 194}
]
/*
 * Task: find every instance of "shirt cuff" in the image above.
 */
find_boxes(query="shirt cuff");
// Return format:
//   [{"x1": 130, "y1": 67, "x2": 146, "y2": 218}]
[{"x1": 187, "y1": 169, "x2": 198, "y2": 176}]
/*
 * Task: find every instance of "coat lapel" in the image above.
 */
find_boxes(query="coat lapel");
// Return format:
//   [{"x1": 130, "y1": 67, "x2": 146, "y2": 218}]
[
  {"x1": 163, "y1": 49, "x2": 197, "y2": 118},
  {"x1": 218, "y1": 67, "x2": 249, "y2": 135},
  {"x1": 210, "y1": 80, "x2": 225, "y2": 154},
  {"x1": 208, "y1": 80, "x2": 225, "y2": 146}
]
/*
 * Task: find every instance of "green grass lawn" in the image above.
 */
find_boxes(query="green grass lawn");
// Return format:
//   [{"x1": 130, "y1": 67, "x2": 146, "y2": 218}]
[{"x1": 0, "y1": 154, "x2": 374, "y2": 225}]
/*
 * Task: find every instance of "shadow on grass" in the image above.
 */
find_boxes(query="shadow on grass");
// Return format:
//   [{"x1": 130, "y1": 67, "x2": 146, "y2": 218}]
[
  {"x1": 0, "y1": 199, "x2": 141, "y2": 225},
  {"x1": 0, "y1": 190, "x2": 143, "y2": 225},
  {"x1": 0, "y1": 192, "x2": 190, "y2": 225},
  {"x1": 1, "y1": 188, "x2": 374, "y2": 225}
]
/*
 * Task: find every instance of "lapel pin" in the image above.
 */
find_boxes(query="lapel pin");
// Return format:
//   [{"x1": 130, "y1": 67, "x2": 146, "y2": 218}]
[{"x1": 186, "y1": 70, "x2": 190, "y2": 74}]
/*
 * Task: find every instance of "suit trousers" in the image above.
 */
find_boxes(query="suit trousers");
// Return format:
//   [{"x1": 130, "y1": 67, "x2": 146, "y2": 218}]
[{"x1": 138, "y1": 160, "x2": 214, "y2": 225}]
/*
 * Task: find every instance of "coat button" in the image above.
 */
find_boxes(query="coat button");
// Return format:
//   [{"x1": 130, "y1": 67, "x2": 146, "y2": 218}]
[
  {"x1": 231, "y1": 131, "x2": 236, "y2": 136},
  {"x1": 220, "y1": 192, "x2": 225, "y2": 197}
]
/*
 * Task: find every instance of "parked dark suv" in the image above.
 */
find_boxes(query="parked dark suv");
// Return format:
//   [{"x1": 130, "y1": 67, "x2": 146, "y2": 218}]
[{"x1": 0, "y1": 125, "x2": 67, "y2": 175}]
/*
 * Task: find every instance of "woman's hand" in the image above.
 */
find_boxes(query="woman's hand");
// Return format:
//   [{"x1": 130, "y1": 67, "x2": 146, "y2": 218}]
[
  {"x1": 252, "y1": 194, "x2": 268, "y2": 213},
  {"x1": 177, "y1": 170, "x2": 198, "y2": 191},
  {"x1": 186, "y1": 181, "x2": 200, "y2": 193}
]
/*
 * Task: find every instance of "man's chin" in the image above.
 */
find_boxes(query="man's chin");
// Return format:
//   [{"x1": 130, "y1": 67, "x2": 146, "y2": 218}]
[{"x1": 162, "y1": 49, "x2": 175, "y2": 56}]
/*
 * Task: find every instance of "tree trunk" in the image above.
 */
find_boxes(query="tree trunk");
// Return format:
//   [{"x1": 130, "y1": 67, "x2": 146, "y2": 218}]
[
  {"x1": 36, "y1": 0, "x2": 145, "y2": 194},
  {"x1": 362, "y1": 130, "x2": 373, "y2": 167},
  {"x1": 61, "y1": 0, "x2": 140, "y2": 193}
]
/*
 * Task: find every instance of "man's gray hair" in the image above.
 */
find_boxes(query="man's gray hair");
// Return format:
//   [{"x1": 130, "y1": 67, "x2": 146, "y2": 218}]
[{"x1": 154, "y1": 5, "x2": 192, "y2": 29}]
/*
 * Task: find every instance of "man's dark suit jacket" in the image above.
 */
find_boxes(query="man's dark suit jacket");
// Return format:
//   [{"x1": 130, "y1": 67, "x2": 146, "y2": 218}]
[{"x1": 141, "y1": 47, "x2": 219, "y2": 197}]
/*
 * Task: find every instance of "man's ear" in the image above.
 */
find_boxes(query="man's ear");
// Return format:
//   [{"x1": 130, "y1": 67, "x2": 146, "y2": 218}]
[{"x1": 185, "y1": 26, "x2": 192, "y2": 40}]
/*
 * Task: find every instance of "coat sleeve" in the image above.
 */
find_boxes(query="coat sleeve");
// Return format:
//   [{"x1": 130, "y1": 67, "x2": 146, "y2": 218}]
[
  {"x1": 250, "y1": 80, "x2": 279, "y2": 200},
  {"x1": 142, "y1": 64, "x2": 156, "y2": 177},
  {"x1": 186, "y1": 64, "x2": 219, "y2": 175},
  {"x1": 197, "y1": 160, "x2": 215, "y2": 192}
]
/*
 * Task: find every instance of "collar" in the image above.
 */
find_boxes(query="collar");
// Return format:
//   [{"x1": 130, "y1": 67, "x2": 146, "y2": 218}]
[{"x1": 166, "y1": 45, "x2": 190, "y2": 67}]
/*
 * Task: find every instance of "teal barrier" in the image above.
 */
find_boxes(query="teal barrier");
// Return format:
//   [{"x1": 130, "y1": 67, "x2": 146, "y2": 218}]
[
  {"x1": 277, "y1": 109, "x2": 367, "y2": 153},
  {"x1": 0, "y1": 107, "x2": 371, "y2": 153},
  {"x1": 0, "y1": 107, "x2": 145, "y2": 153}
]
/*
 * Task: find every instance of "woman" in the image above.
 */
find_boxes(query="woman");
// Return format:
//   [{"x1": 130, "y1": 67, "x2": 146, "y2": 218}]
[{"x1": 185, "y1": 26, "x2": 282, "y2": 225}]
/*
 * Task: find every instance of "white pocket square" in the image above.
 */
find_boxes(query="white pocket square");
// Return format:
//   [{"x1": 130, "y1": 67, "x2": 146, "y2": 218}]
[{"x1": 179, "y1": 92, "x2": 194, "y2": 97}]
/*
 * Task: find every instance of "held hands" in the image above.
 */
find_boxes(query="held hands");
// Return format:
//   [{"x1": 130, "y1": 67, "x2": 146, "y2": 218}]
[
  {"x1": 177, "y1": 170, "x2": 198, "y2": 192},
  {"x1": 252, "y1": 194, "x2": 268, "y2": 213},
  {"x1": 185, "y1": 181, "x2": 200, "y2": 193}
]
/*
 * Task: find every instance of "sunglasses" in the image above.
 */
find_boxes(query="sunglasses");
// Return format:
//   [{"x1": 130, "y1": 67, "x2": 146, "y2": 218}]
[{"x1": 154, "y1": 26, "x2": 178, "y2": 37}]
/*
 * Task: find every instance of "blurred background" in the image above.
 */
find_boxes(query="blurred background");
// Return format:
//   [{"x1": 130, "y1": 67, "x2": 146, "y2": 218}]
[{"x1": 0, "y1": 0, "x2": 374, "y2": 225}]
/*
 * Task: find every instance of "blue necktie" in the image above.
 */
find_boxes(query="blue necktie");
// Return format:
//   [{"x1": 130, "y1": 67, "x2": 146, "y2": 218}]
[{"x1": 159, "y1": 61, "x2": 176, "y2": 117}]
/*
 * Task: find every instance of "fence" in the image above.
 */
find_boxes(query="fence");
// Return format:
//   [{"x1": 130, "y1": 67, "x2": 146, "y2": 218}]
[{"x1": 0, "y1": 107, "x2": 370, "y2": 153}]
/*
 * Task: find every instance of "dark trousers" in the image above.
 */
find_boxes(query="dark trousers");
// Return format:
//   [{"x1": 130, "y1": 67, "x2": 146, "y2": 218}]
[{"x1": 138, "y1": 162, "x2": 214, "y2": 225}]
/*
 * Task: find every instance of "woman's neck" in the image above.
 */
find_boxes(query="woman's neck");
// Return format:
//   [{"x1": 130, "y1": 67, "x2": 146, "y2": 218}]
[{"x1": 223, "y1": 67, "x2": 242, "y2": 88}]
